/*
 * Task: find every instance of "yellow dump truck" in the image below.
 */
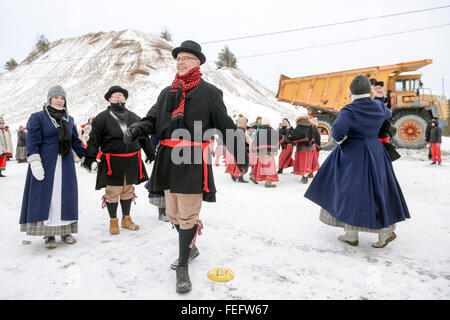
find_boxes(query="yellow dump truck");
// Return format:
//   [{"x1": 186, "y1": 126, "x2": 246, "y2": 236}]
[{"x1": 277, "y1": 59, "x2": 448, "y2": 149}]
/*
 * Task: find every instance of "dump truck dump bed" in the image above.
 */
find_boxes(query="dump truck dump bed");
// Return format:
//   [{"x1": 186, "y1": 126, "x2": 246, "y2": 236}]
[{"x1": 277, "y1": 59, "x2": 433, "y2": 112}]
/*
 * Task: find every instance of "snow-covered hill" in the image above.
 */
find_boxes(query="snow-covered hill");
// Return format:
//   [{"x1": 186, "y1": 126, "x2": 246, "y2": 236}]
[{"x1": 0, "y1": 29, "x2": 297, "y2": 130}]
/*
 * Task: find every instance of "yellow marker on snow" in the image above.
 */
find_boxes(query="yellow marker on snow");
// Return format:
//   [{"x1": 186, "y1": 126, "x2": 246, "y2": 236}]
[{"x1": 207, "y1": 267, "x2": 235, "y2": 282}]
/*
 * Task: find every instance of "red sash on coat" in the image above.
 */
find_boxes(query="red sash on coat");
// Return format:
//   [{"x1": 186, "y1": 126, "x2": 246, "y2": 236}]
[
  {"x1": 104, "y1": 150, "x2": 144, "y2": 179},
  {"x1": 160, "y1": 139, "x2": 212, "y2": 193}
]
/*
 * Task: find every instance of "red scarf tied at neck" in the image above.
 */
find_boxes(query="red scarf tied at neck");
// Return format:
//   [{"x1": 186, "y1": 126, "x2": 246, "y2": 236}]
[{"x1": 168, "y1": 67, "x2": 202, "y2": 130}]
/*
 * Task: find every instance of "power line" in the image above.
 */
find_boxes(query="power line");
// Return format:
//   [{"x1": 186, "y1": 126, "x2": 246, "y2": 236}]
[
  {"x1": 2, "y1": 5, "x2": 448, "y2": 70},
  {"x1": 1, "y1": 22, "x2": 449, "y2": 81},
  {"x1": 237, "y1": 23, "x2": 450, "y2": 59},
  {"x1": 200, "y1": 5, "x2": 450, "y2": 45}
]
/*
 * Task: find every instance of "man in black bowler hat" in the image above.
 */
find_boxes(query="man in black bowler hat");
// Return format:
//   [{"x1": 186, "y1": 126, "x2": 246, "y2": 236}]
[
  {"x1": 82, "y1": 86, "x2": 155, "y2": 235},
  {"x1": 123, "y1": 40, "x2": 248, "y2": 293}
]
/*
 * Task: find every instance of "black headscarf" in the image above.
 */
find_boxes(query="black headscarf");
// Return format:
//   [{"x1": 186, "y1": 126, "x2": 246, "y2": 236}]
[{"x1": 45, "y1": 105, "x2": 71, "y2": 157}]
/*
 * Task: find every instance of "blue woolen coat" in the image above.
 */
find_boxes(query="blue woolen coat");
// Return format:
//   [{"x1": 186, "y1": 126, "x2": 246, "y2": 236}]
[
  {"x1": 19, "y1": 110, "x2": 86, "y2": 224},
  {"x1": 304, "y1": 98, "x2": 410, "y2": 229}
]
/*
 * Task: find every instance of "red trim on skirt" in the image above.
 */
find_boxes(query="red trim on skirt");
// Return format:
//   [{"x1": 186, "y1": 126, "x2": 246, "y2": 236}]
[
  {"x1": 311, "y1": 150, "x2": 320, "y2": 172},
  {"x1": 278, "y1": 144, "x2": 294, "y2": 169},
  {"x1": 293, "y1": 150, "x2": 315, "y2": 175},
  {"x1": 252, "y1": 157, "x2": 279, "y2": 182}
]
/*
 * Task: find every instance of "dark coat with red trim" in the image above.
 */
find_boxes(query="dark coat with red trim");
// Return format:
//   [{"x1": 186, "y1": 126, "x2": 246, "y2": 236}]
[
  {"x1": 128, "y1": 79, "x2": 248, "y2": 202},
  {"x1": 312, "y1": 127, "x2": 321, "y2": 150},
  {"x1": 279, "y1": 126, "x2": 294, "y2": 147},
  {"x1": 84, "y1": 107, "x2": 154, "y2": 190},
  {"x1": 291, "y1": 119, "x2": 315, "y2": 152}
]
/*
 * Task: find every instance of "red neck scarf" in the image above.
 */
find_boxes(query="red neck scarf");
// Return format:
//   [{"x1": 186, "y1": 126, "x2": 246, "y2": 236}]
[{"x1": 168, "y1": 67, "x2": 202, "y2": 127}]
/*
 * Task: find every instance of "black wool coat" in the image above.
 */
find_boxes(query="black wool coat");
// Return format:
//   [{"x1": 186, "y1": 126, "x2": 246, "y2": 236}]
[
  {"x1": 129, "y1": 79, "x2": 248, "y2": 202},
  {"x1": 279, "y1": 126, "x2": 294, "y2": 146},
  {"x1": 85, "y1": 107, "x2": 155, "y2": 190},
  {"x1": 430, "y1": 126, "x2": 442, "y2": 144},
  {"x1": 312, "y1": 127, "x2": 321, "y2": 149},
  {"x1": 375, "y1": 97, "x2": 400, "y2": 161}
]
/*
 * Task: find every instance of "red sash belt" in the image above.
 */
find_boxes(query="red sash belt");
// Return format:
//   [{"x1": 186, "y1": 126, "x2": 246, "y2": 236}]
[
  {"x1": 104, "y1": 150, "x2": 144, "y2": 179},
  {"x1": 160, "y1": 139, "x2": 212, "y2": 193},
  {"x1": 379, "y1": 137, "x2": 391, "y2": 144}
]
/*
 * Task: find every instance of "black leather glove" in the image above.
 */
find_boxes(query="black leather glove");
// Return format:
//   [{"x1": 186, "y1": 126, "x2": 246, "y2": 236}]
[
  {"x1": 123, "y1": 127, "x2": 139, "y2": 145},
  {"x1": 81, "y1": 157, "x2": 94, "y2": 171},
  {"x1": 145, "y1": 154, "x2": 156, "y2": 164}
]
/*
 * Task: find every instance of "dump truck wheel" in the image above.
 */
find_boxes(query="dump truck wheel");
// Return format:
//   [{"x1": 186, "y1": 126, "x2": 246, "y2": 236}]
[
  {"x1": 391, "y1": 111, "x2": 430, "y2": 149},
  {"x1": 316, "y1": 114, "x2": 337, "y2": 150}
]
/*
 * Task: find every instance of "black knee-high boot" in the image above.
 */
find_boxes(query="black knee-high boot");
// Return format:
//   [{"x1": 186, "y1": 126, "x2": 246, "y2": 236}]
[
  {"x1": 178, "y1": 226, "x2": 197, "y2": 267},
  {"x1": 170, "y1": 224, "x2": 200, "y2": 270},
  {"x1": 176, "y1": 225, "x2": 197, "y2": 293}
]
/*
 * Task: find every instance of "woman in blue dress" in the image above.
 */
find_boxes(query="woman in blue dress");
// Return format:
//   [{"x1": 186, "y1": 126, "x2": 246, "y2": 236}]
[
  {"x1": 20, "y1": 85, "x2": 86, "y2": 249},
  {"x1": 304, "y1": 75, "x2": 410, "y2": 248}
]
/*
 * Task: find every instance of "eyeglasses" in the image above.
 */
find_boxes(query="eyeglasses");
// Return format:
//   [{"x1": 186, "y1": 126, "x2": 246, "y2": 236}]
[{"x1": 175, "y1": 56, "x2": 199, "y2": 62}]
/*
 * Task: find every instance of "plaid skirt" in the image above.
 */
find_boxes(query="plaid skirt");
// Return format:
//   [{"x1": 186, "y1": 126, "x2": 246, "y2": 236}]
[
  {"x1": 319, "y1": 208, "x2": 395, "y2": 234},
  {"x1": 20, "y1": 221, "x2": 78, "y2": 236},
  {"x1": 225, "y1": 161, "x2": 241, "y2": 177},
  {"x1": 148, "y1": 195, "x2": 166, "y2": 208}
]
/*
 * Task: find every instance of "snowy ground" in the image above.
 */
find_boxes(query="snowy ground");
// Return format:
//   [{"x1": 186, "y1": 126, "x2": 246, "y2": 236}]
[{"x1": 1, "y1": 140, "x2": 449, "y2": 300}]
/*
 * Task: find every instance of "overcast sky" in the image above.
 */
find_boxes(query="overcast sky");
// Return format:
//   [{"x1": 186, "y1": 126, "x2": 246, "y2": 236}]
[{"x1": 1, "y1": 0, "x2": 449, "y2": 96}]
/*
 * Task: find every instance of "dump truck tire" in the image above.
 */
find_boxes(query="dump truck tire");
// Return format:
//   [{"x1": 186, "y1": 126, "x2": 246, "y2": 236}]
[
  {"x1": 316, "y1": 114, "x2": 337, "y2": 151},
  {"x1": 391, "y1": 110, "x2": 430, "y2": 149}
]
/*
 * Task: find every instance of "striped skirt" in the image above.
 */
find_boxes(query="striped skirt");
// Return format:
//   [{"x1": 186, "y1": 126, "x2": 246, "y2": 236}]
[
  {"x1": 319, "y1": 208, "x2": 395, "y2": 234},
  {"x1": 278, "y1": 144, "x2": 294, "y2": 169},
  {"x1": 293, "y1": 150, "x2": 314, "y2": 175},
  {"x1": 20, "y1": 221, "x2": 78, "y2": 236},
  {"x1": 252, "y1": 157, "x2": 279, "y2": 182}
]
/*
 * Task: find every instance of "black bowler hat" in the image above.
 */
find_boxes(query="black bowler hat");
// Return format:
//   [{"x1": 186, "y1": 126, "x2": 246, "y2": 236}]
[
  {"x1": 172, "y1": 40, "x2": 206, "y2": 65},
  {"x1": 375, "y1": 81, "x2": 384, "y2": 87},
  {"x1": 104, "y1": 86, "x2": 129, "y2": 101}
]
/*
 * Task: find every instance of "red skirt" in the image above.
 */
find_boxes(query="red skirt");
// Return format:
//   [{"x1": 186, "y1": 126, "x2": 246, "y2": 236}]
[
  {"x1": 0, "y1": 155, "x2": 6, "y2": 170},
  {"x1": 225, "y1": 160, "x2": 241, "y2": 177},
  {"x1": 293, "y1": 150, "x2": 314, "y2": 175},
  {"x1": 278, "y1": 144, "x2": 294, "y2": 169},
  {"x1": 311, "y1": 150, "x2": 320, "y2": 172},
  {"x1": 253, "y1": 157, "x2": 279, "y2": 182}
]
